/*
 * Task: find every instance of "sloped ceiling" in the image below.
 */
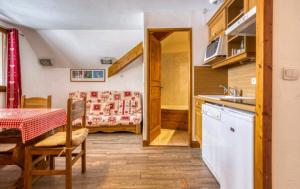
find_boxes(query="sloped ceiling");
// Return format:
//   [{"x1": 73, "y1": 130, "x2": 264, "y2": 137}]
[
  {"x1": 21, "y1": 29, "x2": 144, "y2": 68},
  {"x1": 0, "y1": 0, "x2": 221, "y2": 68},
  {"x1": 0, "y1": 0, "x2": 212, "y2": 29}
]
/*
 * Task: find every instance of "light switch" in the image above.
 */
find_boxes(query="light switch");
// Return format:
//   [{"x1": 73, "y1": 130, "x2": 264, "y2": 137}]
[{"x1": 282, "y1": 67, "x2": 299, "y2": 81}]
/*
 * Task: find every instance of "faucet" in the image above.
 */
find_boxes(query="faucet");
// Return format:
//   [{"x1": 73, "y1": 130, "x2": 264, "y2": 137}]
[
  {"x1": 228, "y1": 87, "x2": 239, "y2": 96},
  {"x1": 219, "y1": 85, "x2": 240, "y2": 96},
  {"x1": 219, "y1": 85, "x2": 228, "y2": 95}
]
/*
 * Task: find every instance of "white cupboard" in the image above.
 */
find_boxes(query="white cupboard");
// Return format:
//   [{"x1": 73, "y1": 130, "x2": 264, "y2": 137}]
[{"x1": 202, "y1": 103, "x2": 254, "y2": 189}]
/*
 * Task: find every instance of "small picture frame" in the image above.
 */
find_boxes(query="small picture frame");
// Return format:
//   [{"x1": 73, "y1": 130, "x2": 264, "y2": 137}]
[{"x1": 70, "y1": 69, "x2": 105, "y2": 82}]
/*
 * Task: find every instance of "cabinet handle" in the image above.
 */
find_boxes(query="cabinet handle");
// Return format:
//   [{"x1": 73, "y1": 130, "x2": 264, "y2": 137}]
[{"x1": 230, "y1": 127, "x2": 235, "y2": 132}]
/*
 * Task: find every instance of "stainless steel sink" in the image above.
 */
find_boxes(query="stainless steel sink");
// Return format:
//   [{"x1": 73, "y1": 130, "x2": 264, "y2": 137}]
[
  {"x1": 221, "y1": 96, "x2": 255, "y2": 100},
  {"x1": 200, "y1": 95, "x2": 255, "y2": 101}
]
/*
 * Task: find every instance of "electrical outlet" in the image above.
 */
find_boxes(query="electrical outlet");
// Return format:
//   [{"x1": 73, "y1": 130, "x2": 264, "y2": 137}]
[{"x1": 251, "y1": 77, "x2": 256, "y2": 85}]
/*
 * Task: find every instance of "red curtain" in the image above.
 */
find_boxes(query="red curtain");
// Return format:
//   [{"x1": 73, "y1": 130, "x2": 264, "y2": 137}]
[{"x1": 6, "y1": 28, "x2": 22, "y2": 108}]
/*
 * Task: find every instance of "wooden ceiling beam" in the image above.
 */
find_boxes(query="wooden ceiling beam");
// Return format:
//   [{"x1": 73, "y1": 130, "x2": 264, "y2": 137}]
[{"x1": 108, "y1": 42, "x2": 143, "y2": 78}]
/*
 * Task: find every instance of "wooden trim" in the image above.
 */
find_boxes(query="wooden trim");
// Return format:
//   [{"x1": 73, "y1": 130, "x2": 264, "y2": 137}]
[
  {"x1": 255, "y1": 0, "x2": 273, "y2": 189},
  {"x1": 146, "y1": 28, "x2": 193, "y2": 147},
  {"x1": 85, "y1": 124, "x2": 141, "y2": 134},
  {"x1": 0, "y1": 86, "x2": 6, "y2": 92},
  {"x1": 207, "y1": 0, "x2": 230, "y2": 25},
  {"x1": 188, "y1": 29, "x2": 193, "y2": 147},
  {"x1": 142, "y1": 140, "x2": 149, "y2": 147},
  {"x1": 212, "y1": 52, "x2": 256, "y2": 69},
  {"x1": 191, "y1": 141, "x2": 200, "y2": 148},
  {"x1": 0, "y1": 27, "x2": 8, "y2": 33}
]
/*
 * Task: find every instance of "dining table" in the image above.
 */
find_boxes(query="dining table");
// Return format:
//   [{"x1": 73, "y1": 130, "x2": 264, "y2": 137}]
[{"x1": 0, "y1": 108, "x2": 66, "y2": 188}]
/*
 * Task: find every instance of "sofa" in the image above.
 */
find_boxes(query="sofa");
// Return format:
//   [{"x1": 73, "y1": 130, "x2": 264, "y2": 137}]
[{"x1": 69, "y1": 91, "x2": 142, "y2": 134}]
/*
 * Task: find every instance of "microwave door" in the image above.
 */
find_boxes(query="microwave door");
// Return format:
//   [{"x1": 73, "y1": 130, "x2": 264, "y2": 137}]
[
  {"x1": 204, "y1": 36, "x2": 225, "y2": 62},
  {"x1": 206, "y1": 38, "x2": 220, "y2": 58}
]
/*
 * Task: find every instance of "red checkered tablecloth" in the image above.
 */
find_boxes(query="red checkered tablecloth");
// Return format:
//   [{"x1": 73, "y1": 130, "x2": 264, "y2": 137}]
[{"x1": 0, "y1": 109, "x2": 67, "y2": 143}]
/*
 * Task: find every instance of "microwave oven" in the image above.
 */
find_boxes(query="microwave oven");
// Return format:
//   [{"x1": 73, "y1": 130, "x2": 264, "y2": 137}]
[{"x1": 204, "y1": 36, "x2": 226, "y2": 63}]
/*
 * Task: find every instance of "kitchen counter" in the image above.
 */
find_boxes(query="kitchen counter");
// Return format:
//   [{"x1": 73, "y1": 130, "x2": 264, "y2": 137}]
[{"x1": 195, "y1": 95, "x2": 256, "y2": 112}]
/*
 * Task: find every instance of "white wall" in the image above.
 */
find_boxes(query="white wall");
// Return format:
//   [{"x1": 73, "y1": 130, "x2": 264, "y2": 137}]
[
  {"x1": 19, "y1": 34, "x2": 144, "y2": 109},
  {"x1": 273, "y1": 0, "x2": 300, "y2": 188}
]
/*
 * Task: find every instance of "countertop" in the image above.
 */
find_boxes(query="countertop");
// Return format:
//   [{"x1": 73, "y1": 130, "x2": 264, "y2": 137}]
[{"x1": 195, "y1": 95, "x2": 256, "y2": 112}]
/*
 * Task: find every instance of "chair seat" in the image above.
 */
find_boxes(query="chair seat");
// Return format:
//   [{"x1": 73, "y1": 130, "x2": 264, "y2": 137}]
[{"x1": 34, "y1": 128, "x2": 89, "y2": 147}]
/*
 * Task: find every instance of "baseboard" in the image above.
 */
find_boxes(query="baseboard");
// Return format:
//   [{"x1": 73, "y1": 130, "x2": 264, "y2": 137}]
[
  {"x1": 191, "y1": 141, "x2": 200, "y2": 148},
  {"x1": 142, "y1": 140, "x2": 149, "y2": 147}
]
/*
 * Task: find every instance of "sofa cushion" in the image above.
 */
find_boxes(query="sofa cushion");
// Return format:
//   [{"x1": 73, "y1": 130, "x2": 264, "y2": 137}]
[
  {"x1": 89, "y1": 103, "x2": 110, "y2": 116},
  {"x1": 70, "y1": 91, "x2": 143, "y2": 127},
  {"x1": 87, "y1": 113, "x2": 142, "y2": 126}
]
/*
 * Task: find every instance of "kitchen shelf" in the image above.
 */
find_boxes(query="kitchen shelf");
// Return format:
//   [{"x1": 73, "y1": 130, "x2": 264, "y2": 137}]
[
  {"x1": 212, "y1": 52, "x2": 255, "y2": 69},
  {"x1": 227, "y1": 0, "x2": 244, "y2": 26},
  {"x1": 204, "y1": 56, "x2": 226, "y2": 65},
  {"x1": 227, "y1": 35, "x2": 243, "y2": 43},
  {"x1": 227, "y1": 11, "x2": 244, "y2": 27}
]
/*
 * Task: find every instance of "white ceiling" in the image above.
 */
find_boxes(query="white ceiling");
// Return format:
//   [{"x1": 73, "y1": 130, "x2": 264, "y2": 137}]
[
  {"x1": 21, "y1": 29, "x2": 144, "y2": 68},
  {"x1": 0, "y1": 0, "x2": 212, "y2": 29}
]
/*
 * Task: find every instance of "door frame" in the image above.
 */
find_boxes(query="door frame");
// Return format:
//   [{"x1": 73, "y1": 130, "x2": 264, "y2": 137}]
[
  {"x1": 255, "y1": 0, "x2": 273, "y2": 189},
  {"x1": 146, "y1": 28, "x2": 193, "y2": 146}
]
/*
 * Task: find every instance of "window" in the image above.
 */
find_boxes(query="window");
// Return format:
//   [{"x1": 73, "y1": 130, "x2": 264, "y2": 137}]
[{"x1": 0, "y1": 29, "x2": 7, "y2": 86}]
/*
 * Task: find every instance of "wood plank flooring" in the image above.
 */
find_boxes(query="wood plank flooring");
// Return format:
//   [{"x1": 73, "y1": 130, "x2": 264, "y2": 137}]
[
  {"x1": 0, "y1": 133, "x2": 219, "y2": 189},
  {"x1": 150, "y1": 129, "x2": 189, "y2": 146}
]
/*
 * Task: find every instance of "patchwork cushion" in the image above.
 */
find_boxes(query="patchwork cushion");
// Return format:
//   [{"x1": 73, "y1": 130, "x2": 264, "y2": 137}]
[
  {"x1": 34, "y1": 128, "x2": 89, "y2": 147},
  {"x1": 90, "y1": 103, "x2": 110, "y2": 116},
  {"x1": 69, "y1": 91, "x2": 142, "y2": 127}
]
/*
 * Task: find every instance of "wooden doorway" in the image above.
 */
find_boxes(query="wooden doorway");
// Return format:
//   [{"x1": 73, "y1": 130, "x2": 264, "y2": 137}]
[{"x1": 146, "y1": 28, "x2": 192, "y2": 146}]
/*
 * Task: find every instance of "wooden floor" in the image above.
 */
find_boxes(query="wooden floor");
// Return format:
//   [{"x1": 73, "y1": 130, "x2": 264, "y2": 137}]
[
  {"x1": 150, "y1": 129, "x2": 189, "y2": 146},
  {"x1": 0, "y1": 133, "x2": 219, "y2": 189}
]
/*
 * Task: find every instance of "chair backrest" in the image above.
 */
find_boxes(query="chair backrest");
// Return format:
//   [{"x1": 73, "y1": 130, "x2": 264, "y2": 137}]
[
  {"x1": 66, "y1": 97, "x2": 86, "y2": 147},
  {"x1": 21, "y1": 95, "x2": 52, "y2": 109}
]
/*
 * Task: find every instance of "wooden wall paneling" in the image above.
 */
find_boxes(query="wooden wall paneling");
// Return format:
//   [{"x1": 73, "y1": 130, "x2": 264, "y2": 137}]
[
  {"x1": 161, "y1": 52, "x2": 189, "y2": 107},
  {"x1": 255, "y1": 0, "x2": 273, "y2": 189},
  {"x1": 228, "y1": 62, "x2": 256, "y2": 96},
  {"x1": 194, "y1": 66, "x2": 228, "y2": 95},
  {"x1": 161, "y1": 109, "x2": 188, "y2": 130}
]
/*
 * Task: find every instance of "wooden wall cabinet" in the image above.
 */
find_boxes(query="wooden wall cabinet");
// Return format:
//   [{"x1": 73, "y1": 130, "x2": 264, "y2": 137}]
[
  {"x1": 195, "y1": 99, "x2": 204, "y2": 147},
  {"x1": 161, "y1": 108, "x2": 188, "y2": 131},
  {"x1": 206, "y1": 0, "x2": 257, "y2": 69},
  {"x1": 245, "y1": 0, "x2": 256, "y2": 11},
  {"x1": 208, "y1": 9, "x2": 226, "y2": 41}
]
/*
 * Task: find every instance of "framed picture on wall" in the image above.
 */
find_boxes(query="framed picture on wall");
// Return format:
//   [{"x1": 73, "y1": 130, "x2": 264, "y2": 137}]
[{"x1": 70, "y1": 69, "x2": 105, "y2": 82}]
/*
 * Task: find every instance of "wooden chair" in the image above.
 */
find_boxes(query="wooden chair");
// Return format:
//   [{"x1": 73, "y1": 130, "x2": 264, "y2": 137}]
[
  {"x1": 0, "y1": 95, "x2": 52, "y2": 168},
  {"x1": 24, "y1": 97, "x2": 88, "y2": 189},
  {"x1": 21, "y1": 95, "x2": 52, "y2": 109}
]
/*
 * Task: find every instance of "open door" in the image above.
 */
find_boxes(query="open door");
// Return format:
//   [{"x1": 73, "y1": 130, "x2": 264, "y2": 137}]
[{"x1": 149, "y1": 34, "x2": 162, "y2": 143}]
